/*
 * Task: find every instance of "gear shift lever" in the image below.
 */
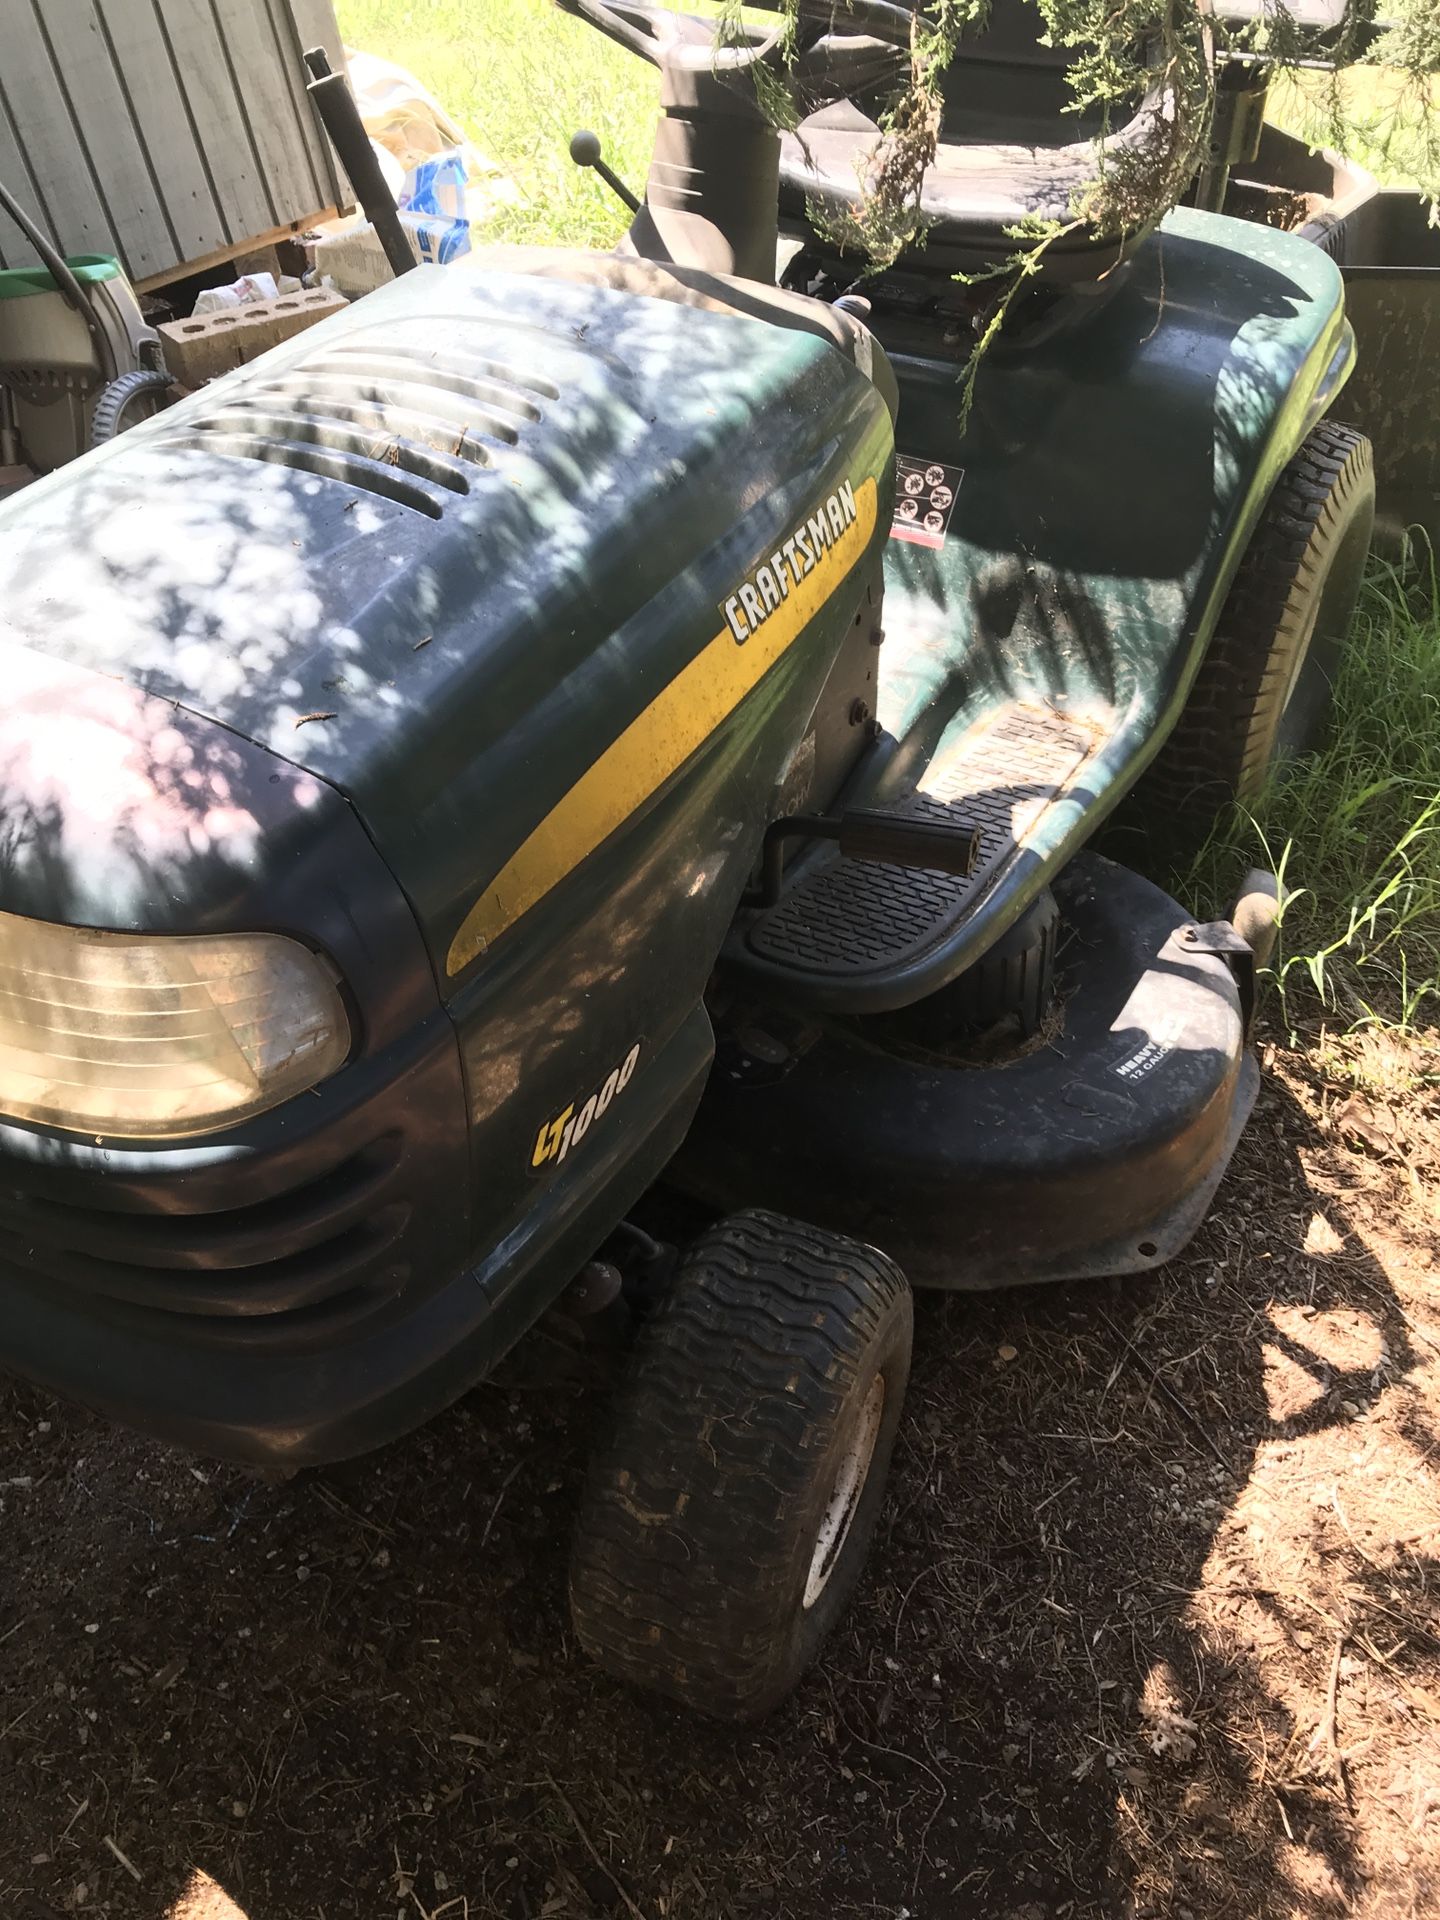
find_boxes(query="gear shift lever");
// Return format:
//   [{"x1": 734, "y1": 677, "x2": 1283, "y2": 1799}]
[{"x1": 569, "y1": 129, "x2": 641, "y2": 213}]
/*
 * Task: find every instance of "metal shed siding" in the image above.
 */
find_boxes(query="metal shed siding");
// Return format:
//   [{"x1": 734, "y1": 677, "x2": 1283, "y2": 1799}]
[{"x1": 0, "y1": 0, "x2": 347, "y2": 285}]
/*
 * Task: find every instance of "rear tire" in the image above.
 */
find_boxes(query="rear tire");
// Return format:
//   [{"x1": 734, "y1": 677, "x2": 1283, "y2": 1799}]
[
  {"x1": 570, "y1": 1208, "x2": 912, "y2": 1720},
  {"x1": 1138, "y1": 419, "x2": 1374, "y2": 848}
]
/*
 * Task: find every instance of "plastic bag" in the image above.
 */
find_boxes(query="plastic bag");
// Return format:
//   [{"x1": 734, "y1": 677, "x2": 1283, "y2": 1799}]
[
  {"x1": 342, "y1": 46, "x2": 517, "y2": 217},
  {"x1": 398, "y1": 151, "x2": 471, "y2": 266},
  {"x1": 191, "y1": 272, "x2": 301, "y2": 316}
]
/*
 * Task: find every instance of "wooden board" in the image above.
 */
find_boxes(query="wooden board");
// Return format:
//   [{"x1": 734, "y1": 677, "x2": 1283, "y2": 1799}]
[
  {"x1": 131, "y1": 208, "x2": 341, "y2": 294},
  {"x1": 85, "y1": 0, "x2": 228, "y2": 263},
  {"x1": 0, "y1": 0, "x2": 348, "y2": 282}
]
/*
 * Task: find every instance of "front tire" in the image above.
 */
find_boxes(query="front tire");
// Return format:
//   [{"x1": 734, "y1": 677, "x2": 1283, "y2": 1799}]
[
  {"x1": 570, "y1": 1209, "x2": 912, "y2": 1720},
  {"x1": 1140, "y1": 419, "x2": 1374, "y2": 845}
]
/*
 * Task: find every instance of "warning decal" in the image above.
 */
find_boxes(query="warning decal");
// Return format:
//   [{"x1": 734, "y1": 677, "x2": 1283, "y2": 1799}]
[{"x1": 890, "y1": 456, "x2": 964, "y2": 550}]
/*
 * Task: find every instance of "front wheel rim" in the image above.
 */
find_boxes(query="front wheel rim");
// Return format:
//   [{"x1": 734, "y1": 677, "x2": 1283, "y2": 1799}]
[{"x1": 803, "y1": 1374, "x2": 886, "y2": 1610}]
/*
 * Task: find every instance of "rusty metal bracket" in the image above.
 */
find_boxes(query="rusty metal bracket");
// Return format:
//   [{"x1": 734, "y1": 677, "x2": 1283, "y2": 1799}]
[{"x1": 1178, "y1": 918, "x2": 1257, "y2": 1037}]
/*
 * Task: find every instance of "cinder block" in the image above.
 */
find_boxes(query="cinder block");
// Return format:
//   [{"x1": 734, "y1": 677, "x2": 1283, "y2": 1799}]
[{"x1": 158, "y1": 286, "x2": 347, "y2": 387}]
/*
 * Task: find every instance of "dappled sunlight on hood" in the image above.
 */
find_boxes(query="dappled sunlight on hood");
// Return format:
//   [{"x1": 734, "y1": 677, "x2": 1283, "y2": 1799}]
[
  {"x1": 0, "y1": 642, "x2": 326, "y2": 930},
  {"x1": 0, "y1": 448, "x2": 366, "y2": 725},
  {"x1": 0, "y1": 262, "x2": 824, "y2": 808}
]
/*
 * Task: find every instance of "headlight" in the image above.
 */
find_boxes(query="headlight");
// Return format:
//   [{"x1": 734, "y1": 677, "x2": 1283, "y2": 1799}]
[{"x1": 0, "y1": 912, "x2": 351, "y2": 1141}]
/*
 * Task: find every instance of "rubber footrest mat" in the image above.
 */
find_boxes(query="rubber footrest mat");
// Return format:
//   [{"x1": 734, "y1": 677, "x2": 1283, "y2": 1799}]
[{"x1": 746, "y1": 702, "x2": 1102, "y2": 977}]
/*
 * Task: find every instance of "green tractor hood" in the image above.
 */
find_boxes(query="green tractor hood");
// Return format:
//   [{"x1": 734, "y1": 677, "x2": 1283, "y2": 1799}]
[{"x1": 0, "y1": 266, "x2": 892, "y2": 974}]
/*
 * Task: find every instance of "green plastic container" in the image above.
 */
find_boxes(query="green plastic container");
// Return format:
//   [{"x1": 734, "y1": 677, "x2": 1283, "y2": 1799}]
[
  {"x1": 0, "y1": 253, "x2": 120, "y2": 301},
  {"x1": 0, "y1": 251, "x2": 151, "y2": 472}
]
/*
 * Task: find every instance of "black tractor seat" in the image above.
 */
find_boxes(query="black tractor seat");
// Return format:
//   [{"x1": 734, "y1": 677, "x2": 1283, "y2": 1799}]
[{"x1": 779, "y1": 0, "x2": 1192, "y2": 281}]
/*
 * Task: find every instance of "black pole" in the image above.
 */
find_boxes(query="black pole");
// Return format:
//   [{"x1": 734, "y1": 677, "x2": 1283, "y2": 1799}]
[{"x1": 303, "y1": 47, "x2": 417, "y2": 279}]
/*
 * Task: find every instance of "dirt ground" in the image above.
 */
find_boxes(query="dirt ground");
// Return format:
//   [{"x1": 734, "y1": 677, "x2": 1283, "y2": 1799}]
[{"x1": 2, "y1": 1023, "x2": 1438, "y2": 1920}]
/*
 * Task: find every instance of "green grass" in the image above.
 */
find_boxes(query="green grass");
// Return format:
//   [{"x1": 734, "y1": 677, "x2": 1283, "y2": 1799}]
[
  {"x1": 334, "y1": 0, "x2": 658, "y2": 248},
  {"x1": 1191, "y1": 74, "x2": 1440, "y2": 1036},
  {"x1": 1190, "y1": 558, "x2": 1440, "y2": 1036},
  {"x1": 335, "y1": 2, "x2": 1440, "y2": 1037}
]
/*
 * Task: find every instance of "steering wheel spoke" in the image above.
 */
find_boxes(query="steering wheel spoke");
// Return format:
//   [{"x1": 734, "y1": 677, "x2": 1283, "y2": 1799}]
[{"x1": 557, "y1": 0, "x2": 912, "y2": 75}]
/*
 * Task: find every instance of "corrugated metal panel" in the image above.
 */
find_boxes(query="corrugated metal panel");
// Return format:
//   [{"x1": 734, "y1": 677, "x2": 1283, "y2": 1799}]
[{"x1": 0, "y1": 0, "x2": 347, "y2": 284}]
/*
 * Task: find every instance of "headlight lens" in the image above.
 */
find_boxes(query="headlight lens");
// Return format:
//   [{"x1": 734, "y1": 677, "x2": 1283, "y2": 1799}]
[{"x1": 0, "y1": 912, "x2": 351, "y2": 1140}]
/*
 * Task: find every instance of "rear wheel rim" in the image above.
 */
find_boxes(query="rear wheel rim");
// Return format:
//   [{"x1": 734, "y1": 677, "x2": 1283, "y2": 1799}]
[{"x1": 803, "y1": 1374, "x2": 886, "y2": 1610}]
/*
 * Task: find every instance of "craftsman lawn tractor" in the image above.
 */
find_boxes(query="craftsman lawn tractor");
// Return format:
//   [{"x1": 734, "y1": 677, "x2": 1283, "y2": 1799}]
[{"x1": 0, "y1": 1, "x2": 1373, "y2": 1720}]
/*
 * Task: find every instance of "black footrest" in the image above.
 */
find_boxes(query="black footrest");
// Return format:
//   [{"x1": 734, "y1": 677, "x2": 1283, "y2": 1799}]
[
  {"x1": 739, "y1": 701, "x2": 1102, "y2": 995},
  {"x1": 747, "y1": 811, "x2": 981, "y2": 975}
]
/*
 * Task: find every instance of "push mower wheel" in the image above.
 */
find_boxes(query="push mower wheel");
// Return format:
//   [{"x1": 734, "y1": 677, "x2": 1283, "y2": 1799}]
[
  {"x1": 1140, "y1": 419, "x2": 1374, "y2": 841},
  {"x1": 569, "y1": 1209, "x2": 912, "y2": 1720}
]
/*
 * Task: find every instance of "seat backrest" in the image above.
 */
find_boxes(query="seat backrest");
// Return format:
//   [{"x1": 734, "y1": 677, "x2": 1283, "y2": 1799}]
[
  {"x1": 936, "y1": 0, "x2": 1100, "y2": 147},
  {"x1": 777, "y1": 0, "x2": 1188, "y2": 284}
]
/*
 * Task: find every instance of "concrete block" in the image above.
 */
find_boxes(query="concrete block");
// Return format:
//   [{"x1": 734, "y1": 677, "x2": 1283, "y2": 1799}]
[{"x1": 158, "y1": 286, "x2": 347, "y2": 387}]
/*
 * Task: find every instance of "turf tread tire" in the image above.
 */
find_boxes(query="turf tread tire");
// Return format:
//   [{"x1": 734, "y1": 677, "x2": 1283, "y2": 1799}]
[
  {"x1": 569, "y1": 1209, "x2": 912, "y2": 1720},
  {"x1": 1138, "y1": 419, "x2": 1374, "y2": 837}
]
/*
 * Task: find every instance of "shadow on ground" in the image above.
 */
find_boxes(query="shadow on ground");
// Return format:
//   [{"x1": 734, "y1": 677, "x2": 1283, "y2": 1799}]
[{"x1": 2, "y1": 1037, "x2": 1437, "y2": 1920}]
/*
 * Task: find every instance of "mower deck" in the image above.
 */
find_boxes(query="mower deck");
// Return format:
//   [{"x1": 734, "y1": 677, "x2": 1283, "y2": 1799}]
[{"x1": 683, "y1": 853, "x2": 1257, "y2": 1290}]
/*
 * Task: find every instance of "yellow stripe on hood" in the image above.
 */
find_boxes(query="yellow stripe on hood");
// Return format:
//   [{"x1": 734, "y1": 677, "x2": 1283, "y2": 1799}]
[{"x1": 446, "y1": 473, "x2": 878, "y2": 977}]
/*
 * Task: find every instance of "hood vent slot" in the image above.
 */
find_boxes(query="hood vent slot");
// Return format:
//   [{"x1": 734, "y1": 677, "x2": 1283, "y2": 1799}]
[
  {"x1": 302, "y1": 347, "x2": 547, "y2": 428},
  {"x1": 317, "y1": 335, "x2": 559, "y2": 403},
  {"x1": 234, "y1": 374, "x2": 516, "y2": 452},
  {"x1": 182, "y1": 404, "x2": 475, "y2": 491},
  {"x1": 253, "y1": 369, "x2": 528, "y2": 449},
  {"x1": 158, "y1": 426, "x2": 455, "y2": 518},
  {"x1": 155, "y1": 325, "x2": 557, "y2": 518}
]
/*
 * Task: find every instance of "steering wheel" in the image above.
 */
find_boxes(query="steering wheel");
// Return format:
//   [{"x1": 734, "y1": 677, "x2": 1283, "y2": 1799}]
[{"x1": 555, "y1": 0, "x2": 917, "y2": 77}]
